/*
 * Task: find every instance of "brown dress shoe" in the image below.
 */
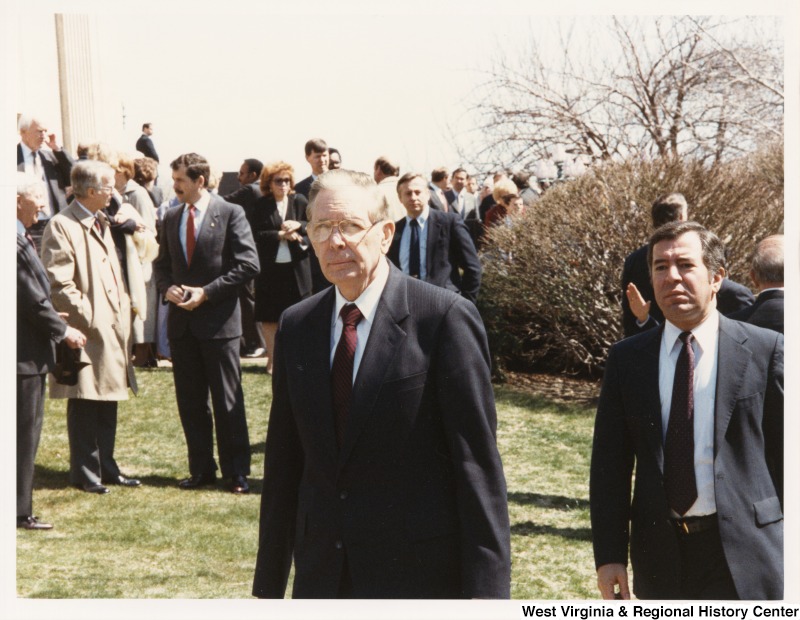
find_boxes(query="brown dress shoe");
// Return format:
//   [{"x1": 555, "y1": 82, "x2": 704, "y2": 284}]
[{"x1": 17, "y1": 516, "x2": 53, "y2": 530}]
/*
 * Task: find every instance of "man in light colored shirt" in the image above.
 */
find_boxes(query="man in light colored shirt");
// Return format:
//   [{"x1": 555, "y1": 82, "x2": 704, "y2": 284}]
[
  {"x1": 590, "y1": 221, "x2": 783, "y2": 600},
  {"x1": 253, "y1": 169, "x2": 509, "y2": 599}
]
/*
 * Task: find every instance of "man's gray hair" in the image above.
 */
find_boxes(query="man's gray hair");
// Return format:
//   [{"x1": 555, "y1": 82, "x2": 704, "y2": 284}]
[
  {"x1": 16, "y1": 172, "x2": 46, "y2": 198},
  {"x1": 71, "y1": 160, "x2": 115, "y2": 199},
  {"x1": 751, "y1": 234, "x2": 784, "y2": 284},
  {"x1": 308, "y1": 169, "x2": 388, "y2": 223},
  {"x1": 17, "y1": 114, "x2": 40, "y2": 133}
]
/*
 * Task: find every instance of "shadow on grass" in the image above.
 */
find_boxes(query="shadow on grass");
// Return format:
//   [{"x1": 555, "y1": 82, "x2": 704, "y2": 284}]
[
  {"x1": 511, "y1": 520, "x2": 592, "y2": 541},
  {"x1": 508, "y1": 492, "x2": 589, "y2": 511},
  {"x1": 494, "y1": 389, "x2": 595, "y2": 415},
  {"x1": 242, "y1": 365, "x2": 270, "y2": 376}
]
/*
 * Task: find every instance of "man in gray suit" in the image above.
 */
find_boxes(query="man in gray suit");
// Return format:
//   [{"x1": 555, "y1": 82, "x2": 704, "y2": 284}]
[
  {"x1": 17, "y1": 173, "x2": 86, "y2": 528},
  {"x1": 591, "y1": 221, "x2": 783, "y2": 600},
  {"x1": 153, "y1": 153, "x2": 259, "y2": 494},
  {"x1": 253, "y1": 169, "x2": 509, "y2": 599}
]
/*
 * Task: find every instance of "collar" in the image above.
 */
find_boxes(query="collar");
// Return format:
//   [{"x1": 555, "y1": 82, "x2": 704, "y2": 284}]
[
  {"x1": 405, "y1": 204, "x2": 430, "y2": 225},
  {"x1": 185, "y1": 189, "x2": 210, "y2": 212},
  {"x1": 333, "y1": 257, "x2": 390, "y2": 326},
  {"x1": 663, "y1": 310, "x2": 719, "y2": 355},
  {"x1": 20, "y1": 142, "x2": 35, "y2": 158},
  {"x1": 17, "y1": 220, "x2": 27, "y2": 235},
  {"x1": 759, "y1": 287, "x2": 784, "y2": 295},
  {"x1": 74, "y1": 200, "x2": 98, "y2": 220}
]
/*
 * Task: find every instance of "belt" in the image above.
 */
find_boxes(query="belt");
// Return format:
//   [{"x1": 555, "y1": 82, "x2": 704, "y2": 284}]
[{"x1": 671, "y1": 513, "x2": 717, "y2": 535}]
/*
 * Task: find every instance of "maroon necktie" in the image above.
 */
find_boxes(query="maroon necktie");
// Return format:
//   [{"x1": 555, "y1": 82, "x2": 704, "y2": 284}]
[
  {"x1": 331, "y1": 303, "x2": 363, "y2": 447},
  {"x1": 186, "y1": 204, "x2": 196, "y2": 265},
  {"x1": 25, "y1": 231, "x2": 36, "y2": 252},
  {"x1": 664, "y1": 331, "x2": 698, "y2": 516}
]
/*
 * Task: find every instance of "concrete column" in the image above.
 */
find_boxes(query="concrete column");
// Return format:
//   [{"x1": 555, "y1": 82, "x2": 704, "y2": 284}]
[{"x1": 54, "y1": 14, "x2": 99, "y2": 155}]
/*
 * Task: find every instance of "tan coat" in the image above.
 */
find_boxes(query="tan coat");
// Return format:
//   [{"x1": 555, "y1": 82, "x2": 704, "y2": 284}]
[{"x1": 41, "y1": 202, "x2": 137, "y2": 401}]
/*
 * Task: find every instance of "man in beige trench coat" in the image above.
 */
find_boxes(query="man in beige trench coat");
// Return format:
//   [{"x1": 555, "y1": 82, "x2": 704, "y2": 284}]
[{"x1": 41, "y1": 160, "x2": 140, "y2": 494}]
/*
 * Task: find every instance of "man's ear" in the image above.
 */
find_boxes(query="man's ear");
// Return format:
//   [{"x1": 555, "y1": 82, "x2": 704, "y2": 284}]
[
  {"x1": 380, "y1": 220, "x2": 395, "y2": 253},
  {"x1": 710, "y1": 267, "x2": 725, "y2": 293}
]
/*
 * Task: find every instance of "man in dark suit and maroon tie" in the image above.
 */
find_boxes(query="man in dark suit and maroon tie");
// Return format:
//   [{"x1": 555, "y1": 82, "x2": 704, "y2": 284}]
[
  {"x1": 252, "y1": 169, "x2": 510, "y2": 599},
  {"x1": 153, "y1": 153, "x2": 259, "y2": 494},
  {"x1": 591, "y1": 221, "x2": 783, "y2": 600},
  {"x1": 17, "y1": 173, "x2": 86, "y2": 529}
]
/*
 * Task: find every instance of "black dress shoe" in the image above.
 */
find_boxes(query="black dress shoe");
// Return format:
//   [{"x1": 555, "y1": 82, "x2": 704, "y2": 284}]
[
  {"x1": 17, "y1": 516, "x2": 53, "y2": 530},
  {"x1": 230, "y1": 475, "x2": 250, "y2": 494},
  {"x1": 104, "y1": 474, "x2": 141, "y2": 487},
  {"x1": 83, "y1": 483, "x2": 110, "y2": 494},
  {"x1": 178, "y1": 473, "x2": 216, "y2": 490}
]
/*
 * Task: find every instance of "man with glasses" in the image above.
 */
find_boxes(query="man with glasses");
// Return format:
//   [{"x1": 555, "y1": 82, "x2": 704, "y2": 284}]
[
  {"x1": 153, "y1": 153, "x2": 259, "y2": 495},
  {"x1": 40, "y1": 160, "x2": 140, "y2": 494},
  {"x1": 252, "y1": 169, "x2": 510, "y2": 599}
]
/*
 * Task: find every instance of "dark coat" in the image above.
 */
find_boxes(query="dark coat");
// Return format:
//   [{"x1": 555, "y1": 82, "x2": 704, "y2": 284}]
[
  {"x1": 728, "y1": 289, "x2": 783, "y2": 334},
  {"x1": 17, "y1": 234, "x2": 66, "y2": 374},
  {"x1": 17, "y1": 143, "x2": 74, "y2": 214},
  {"x1": 590, "y1": 315, "x2": 784, "y2": 599},
  {"x1": 253, "y1": 265, "x2": 511, "y2": 599},
  {"x1": 135, "y1": 134, "x2": 159, "y2": 162},
  {"x1": 152, "y1": 194, "x2": 259, "y2": 340},
  {"x1": 388, "y1": 209, "x2": 481, "y2": 304}
]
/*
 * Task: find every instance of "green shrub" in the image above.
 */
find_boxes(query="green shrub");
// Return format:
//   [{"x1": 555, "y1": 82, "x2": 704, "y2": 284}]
[{"x1": 479, "y1": 143, "x2": 784, "y2": 377}]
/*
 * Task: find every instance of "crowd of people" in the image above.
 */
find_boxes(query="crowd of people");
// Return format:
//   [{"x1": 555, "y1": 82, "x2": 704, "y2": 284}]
[{"x1": 16, "y1": 113, "x2": 784, "y2": 601}]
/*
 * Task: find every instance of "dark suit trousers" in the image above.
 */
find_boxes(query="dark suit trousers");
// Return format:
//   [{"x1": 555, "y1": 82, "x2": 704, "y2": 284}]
[
  {"x1": 66, "y1": 399, "x2": 120, "y2": 486},
  {"x1": 17, "y1": 374, "x2": 47, "y2": 517},
  {"x1": 676, "y1": 524, "x2": 738, "y2": 599},
  {"x1": 239, "y1": 280, "x2": 265, "y2": 352},
  {"x1": 170, "y1": 333, "x2": 251, "y2": 478}
]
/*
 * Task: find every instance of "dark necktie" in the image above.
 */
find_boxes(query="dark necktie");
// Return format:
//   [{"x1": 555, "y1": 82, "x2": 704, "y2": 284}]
[
  {"x1": 409, "y1": 218, "x2": 420, "y2": 279},
  {"x1": 25, "y1": 231, "x2": 36, "y2": 252},
  {"x1": 186, "y1": 204, "x2": 196, "y2": 265},
  {"x1": 664, "y1": 331, "x2": 698, "y2": 516},
  {"x1": 93, "y1": 216, "x2": 103, "y2": 236},
  {"x1": 331, "y1": 303, "x2": 363, "y2": 447}
]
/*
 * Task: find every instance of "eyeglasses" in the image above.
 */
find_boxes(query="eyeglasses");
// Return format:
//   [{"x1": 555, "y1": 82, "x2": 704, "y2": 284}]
[
  {"x1": 93, "y1": 185, "x2": 114, "y2": 193},
  {"x1": 272, "y1": 178, "x2": 292, "y2": 185},
  {"x1": 308, "y1": 219, "x2": 379, "y2": 243}
]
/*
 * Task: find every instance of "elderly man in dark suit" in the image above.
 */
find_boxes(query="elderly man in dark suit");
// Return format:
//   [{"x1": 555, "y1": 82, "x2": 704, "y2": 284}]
[
  {"x1": 17, "y1": 173, "x2": 86, "y2": 528},
  {"x1": 729, "y1": 234, "x2": 783, "y2": 334},
  {"x1": 591, "y1": 221, "x2": 783, "y2": 600},
  {"x1": 222, "y1": 158, "x2": 266, "y2": 358},
  {"x1": 153, "y1": 153, "x2": 259, "y2": 494},
  {"x1": 388, "y1": 172, "x2": 481, "y2": 304},
  {"x1": 16, "y1": 115, "x2": 74, "y2": 248},
  {"x1": 252, "y1": 169, "x2": 510, "y2": 599},
  {"x1": 622, "y1": 193, "x2": 753, "y2": 337}
]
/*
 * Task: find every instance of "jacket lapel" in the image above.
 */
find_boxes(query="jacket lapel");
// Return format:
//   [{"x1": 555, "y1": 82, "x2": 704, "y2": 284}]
[
  {"x1": 338, "y1": 264, "x2": 409, "y2": 467},
  {"x1": 304, "y1": 289, "x2": 339, "y2": 461},
  {"x1": 714, "y1": 316, "x2": 750, "y2": 456},
  {"x1": 632, "y1": 326, "x2": 666, "y2": 472},
  {"x1": 192, "y1": 195, "x2": 220, "y2": 267}
]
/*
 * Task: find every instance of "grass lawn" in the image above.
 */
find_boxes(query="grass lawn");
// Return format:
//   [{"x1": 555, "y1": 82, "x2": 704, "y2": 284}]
[{"x1": 17, "y1": 364, "x2": 600, "y2": 599}]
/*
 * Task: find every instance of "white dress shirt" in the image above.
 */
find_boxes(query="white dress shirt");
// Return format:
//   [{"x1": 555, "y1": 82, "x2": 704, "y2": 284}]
[
  {"x1": 329, "y1": 257, "x2": 390, "y2": 383},
  {"x1": 179, "y1": 189, "x2": 210, "y2": 261},
  {"x1": 659, "y1": 311, "x2": 719, "y2": 517},
  {"x1": 398, "y1": 206, "x2": 429, "y2": 281},
  {"x1": 275, "y1": 196, "x2": 292, "y2": 264}
]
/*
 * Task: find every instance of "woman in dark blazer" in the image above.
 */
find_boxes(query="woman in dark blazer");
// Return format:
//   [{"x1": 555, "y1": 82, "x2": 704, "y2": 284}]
[{"x1": 251, "y1": 161, "x2": 311, "y2": 373}]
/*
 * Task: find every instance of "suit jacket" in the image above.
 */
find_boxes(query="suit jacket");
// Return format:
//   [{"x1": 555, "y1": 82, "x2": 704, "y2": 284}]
[
  {"x1": 251, "y1": 193, "x2": 311, "y2": 297},
  {"x1": 252, "y1": 264, "x2": 510, "y2": 598},
  {"x1": 621, "y1": 243, "x2": 755, "y2": 337},
  {"x1": 223, "y1": 182, "x2": 263, "y2": 230},
  {"x1": 428, "y1": 182, "x2": 451, "y2": 211},
  {"x1": 590, "y1": 315, "x2": 783, "y2": 599},
  {"x1": 388, "y1": 209, "x2": 481, "y2": 303},
  {"x1": 294, "y1": 175, "x2": 314, "y2": 199},
  {"x1": 728, "y1": 289, "x2": 784, "y2": 334},
  {"x1": 41, "y1": 204, "x2": 137, "y2": 400},
  {"x1": 17, "y1": 233, "x2": 67, "y2": 375},
  {"x1": 152, "y1": 194, "x2": 260, "y2": 340},
  {"x1": 17, "y1": 143, "x2": 74, "y2": 215},
  {"x1": 135, "y1": 134, "x2": 159, "y2": 162},
  {"x1": 445, "y1": 189, "x2": 477, "y2": 219}
]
